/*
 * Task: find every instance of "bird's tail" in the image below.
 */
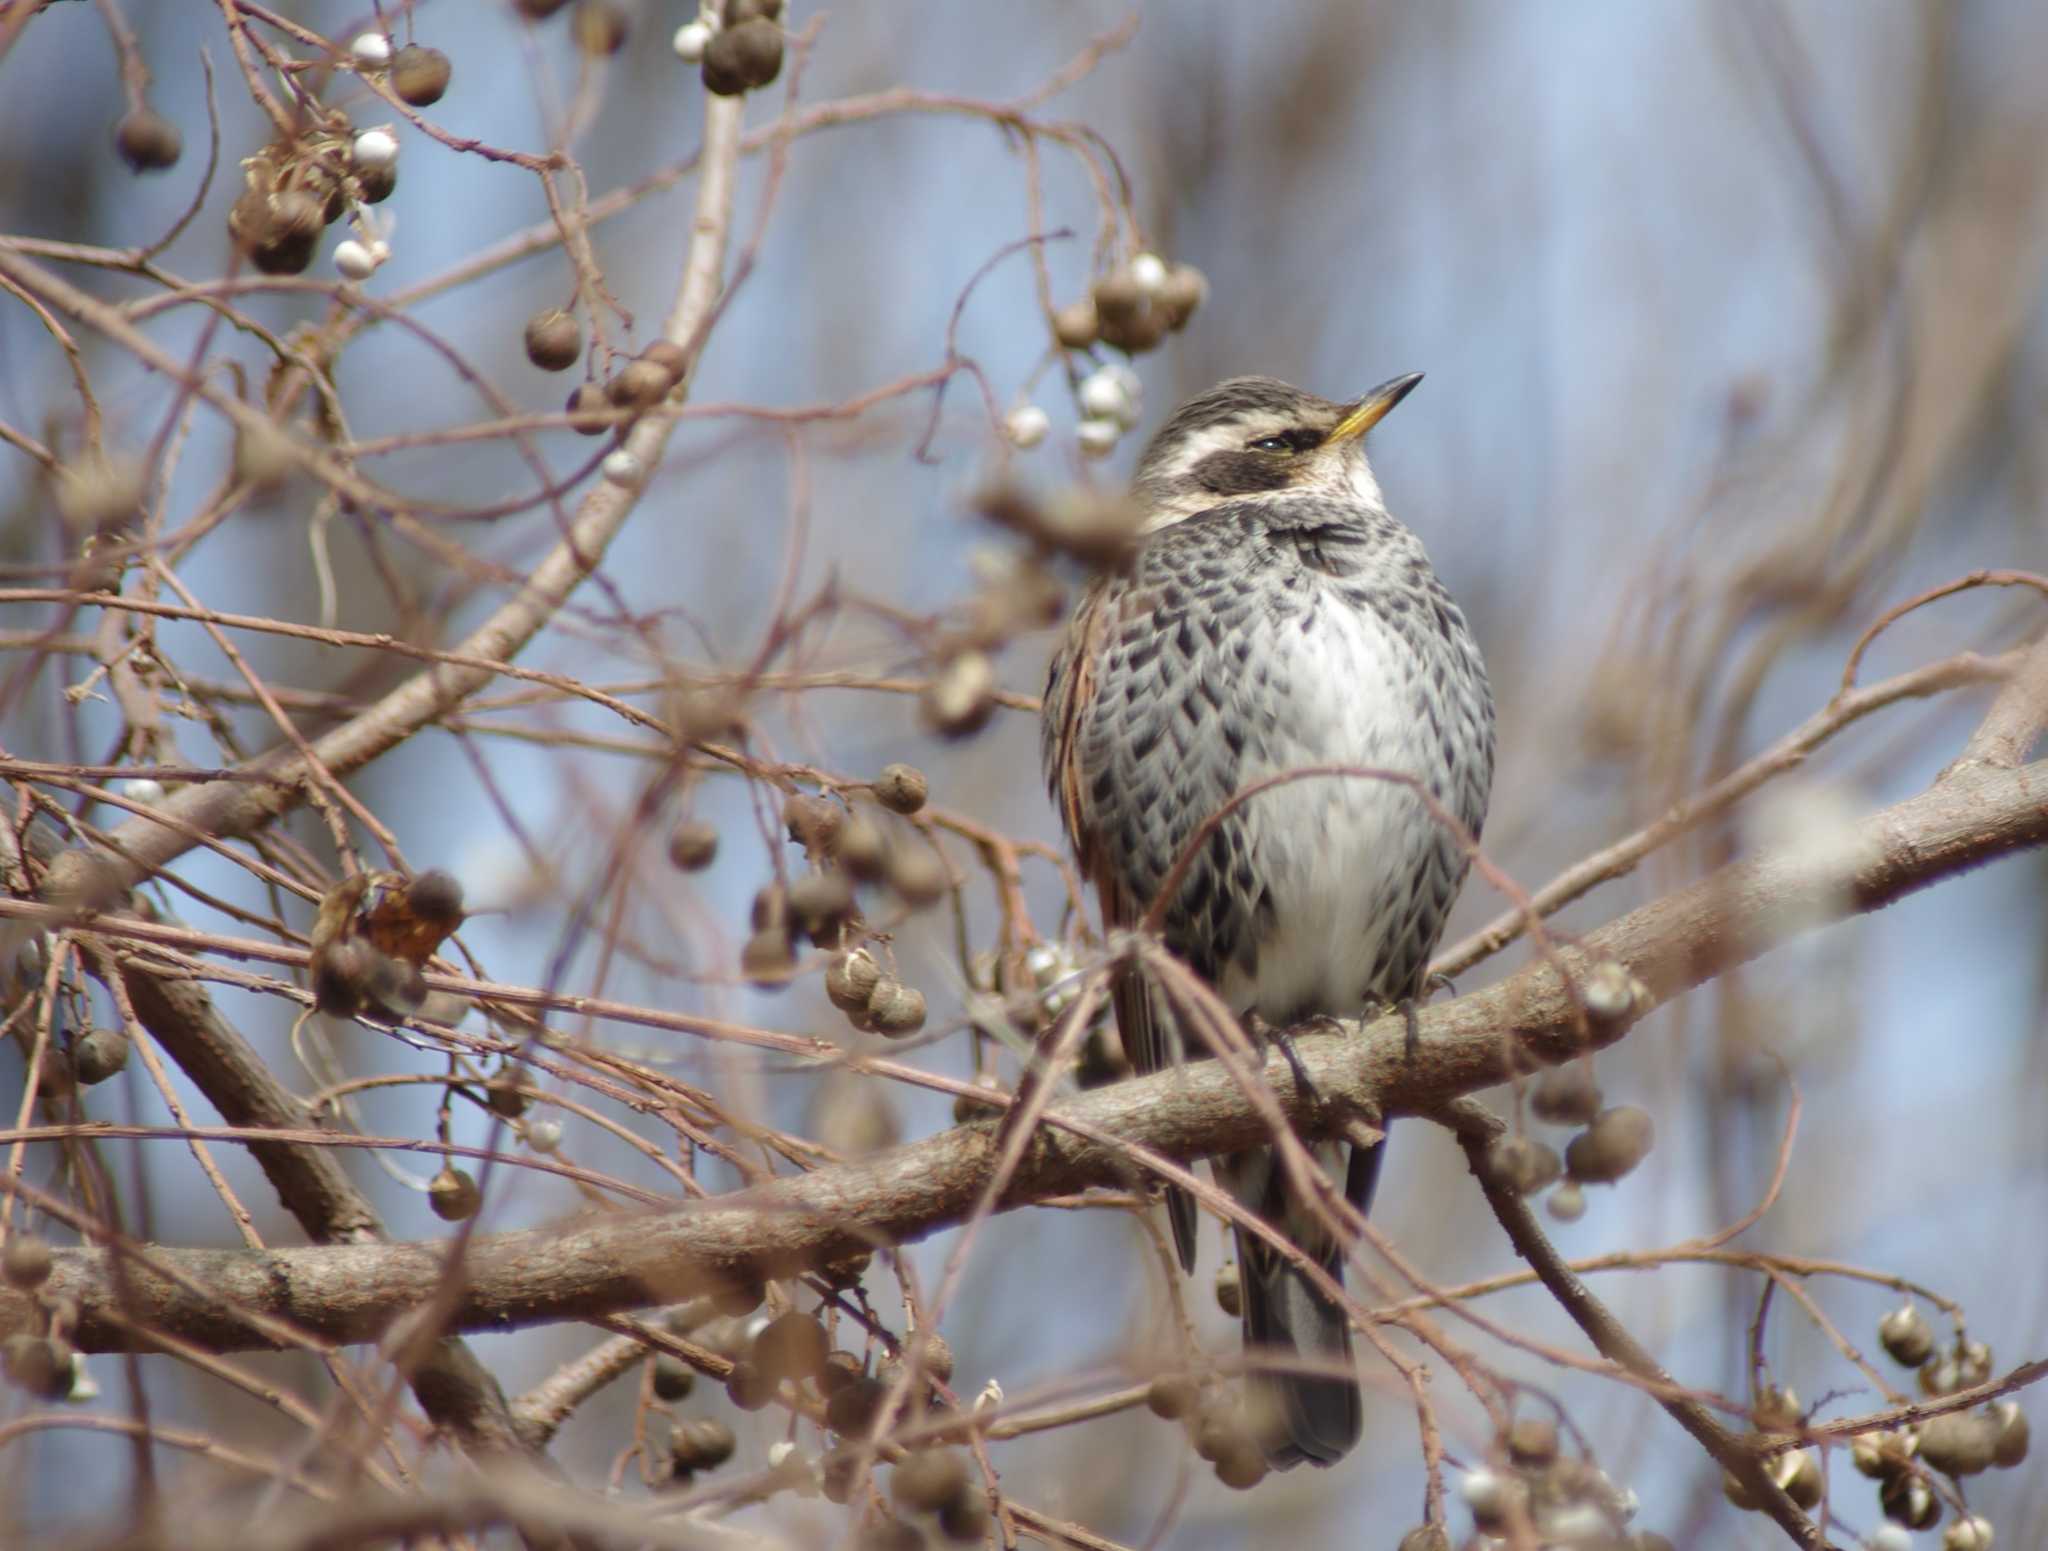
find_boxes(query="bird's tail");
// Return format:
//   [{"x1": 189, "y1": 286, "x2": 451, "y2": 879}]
[{"x1": 1225, "y1": 1137, "x2": 1384, "y2": 1469}]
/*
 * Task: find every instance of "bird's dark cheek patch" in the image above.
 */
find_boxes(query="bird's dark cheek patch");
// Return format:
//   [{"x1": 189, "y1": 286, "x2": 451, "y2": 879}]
[{"x1": 1195, "y1": 450, "x2": 1294, "y2": 496}]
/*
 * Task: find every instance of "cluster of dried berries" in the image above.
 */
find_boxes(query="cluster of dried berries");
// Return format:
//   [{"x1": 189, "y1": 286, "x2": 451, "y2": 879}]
[
  {"x1": 672, "y1": 0, "x2": 785, "y2": 95},
  {"x1": 1482, "y1": 1043, "x2": 1654, "y2": 1223},
  {"x1": 1446, "y1": 1415, "x2": 1667, "y2": 1549},
  {"x1": 1, "y1": 1233, "x2": 83, "y2": 1404},
  {"x1": 227, "y1": 123, "x2": 396, "y2": 277}
]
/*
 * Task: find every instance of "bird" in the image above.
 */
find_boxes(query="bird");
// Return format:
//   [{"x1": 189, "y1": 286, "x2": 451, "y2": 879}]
[{"x1": 1041, "y1": 372, "x2": 1495, "y2": 1468}]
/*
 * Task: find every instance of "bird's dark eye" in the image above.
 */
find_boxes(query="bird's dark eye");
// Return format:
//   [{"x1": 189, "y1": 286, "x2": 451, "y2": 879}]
[{"x1": 1247, "y1": 429, "x2": 1320, "y2": 454}]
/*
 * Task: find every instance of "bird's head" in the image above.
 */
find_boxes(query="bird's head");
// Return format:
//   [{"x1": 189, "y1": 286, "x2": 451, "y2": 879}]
[{"x1": 1129, "y1": 372, "x2": 1421, "y2": 531}]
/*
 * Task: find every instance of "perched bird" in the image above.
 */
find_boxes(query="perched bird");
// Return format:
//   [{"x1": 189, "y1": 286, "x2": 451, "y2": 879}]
[{"x1": 1041, "y1": 373, "x2": 1494, "y2": 1468}]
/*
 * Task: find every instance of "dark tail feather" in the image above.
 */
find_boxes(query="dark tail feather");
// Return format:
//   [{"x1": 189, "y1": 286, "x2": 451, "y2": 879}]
[{"x1": 1238, "y1": 1228, "x2": 1361, "y2": 1468}]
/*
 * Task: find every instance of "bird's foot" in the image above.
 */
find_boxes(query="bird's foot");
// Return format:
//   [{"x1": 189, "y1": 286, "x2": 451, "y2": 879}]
[{"x1": 1245, "y1": 1012, "x2": 1323, "y2": 1109}]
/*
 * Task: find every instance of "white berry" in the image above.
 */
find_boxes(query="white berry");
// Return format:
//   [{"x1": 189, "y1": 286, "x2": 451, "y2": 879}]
[
  {"x1": 351, "y1": 128, "x2": 399, "y2": 171},
  {"x1": 1104, "y1": 362, "x2": 1144, "y2": 427},
  {"x1": 1077, "y1": 366, "x2": 1129, "y2": 422},
  {"x1": 1459, "y1": 1468, "x2": 1506, "y2": 1516},
  {"x1": 526, "y1": 1117, "x2": 562, "y2": 1152},
  {"x1": 1076, "y1": 417, "x2": 1120, "y2": 458},
  {"x1": 349, "y1": 32, "x2": 392, "y2": 69},
  {"x1": 1547, "y1": 1179, "x2": 1586, "y2": 1221},
  {"x1": 601, "y1": 449, "x2": 642, "y2": 485},
  {"x1": 1868, "y1": 1528, "x2": 1913, "y2": 1551},
  {"x1": 112, "y1": 777, "x2": 165, "y2": 806},
  {"x1": 334, "y1": 240, "x2": 377, "y2": 281},
  {"x1": 1129, "y1": 251, "x2": 1168, "y2": 295},
  {"x1": 672, "y1": 20, "x2": 714, "y2": 62},
  {"x1": 1003, "y1": 404, "x2": 1050, "y2": 449}
]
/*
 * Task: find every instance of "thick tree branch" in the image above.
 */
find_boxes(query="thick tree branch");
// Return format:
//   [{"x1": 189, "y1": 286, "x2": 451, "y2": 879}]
[{"x1": 6, "y1": 756, "x2": 2043, "y2": 1354}]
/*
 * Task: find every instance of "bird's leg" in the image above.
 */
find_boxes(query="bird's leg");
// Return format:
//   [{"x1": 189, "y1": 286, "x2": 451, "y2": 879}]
[
  {"x1": 1247, "y1": 1011, "x2": 1342, "y2": 1113},
  {"x1": 1398, "y1": 972, "x2": 1456, "y2": 1059}
]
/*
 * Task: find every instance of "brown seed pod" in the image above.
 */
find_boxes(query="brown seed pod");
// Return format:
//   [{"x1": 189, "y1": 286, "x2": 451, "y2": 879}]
[
  {"x1": 783, "y1": 793, "x2": 843, "y2": 854},
  {"x1": 525, "y1": 307, "x2": 582, "y2": 371},
  {"x1": 1098, "y1": 303, "x2": 1168, "y2": 355},
  {"x1": 1479, "y1": 1134, "x2": 1562, "y2": 1196},
  {"x1": 1563, "y1": 1105, "x2": 1654, "y2": 1184},
  {"x1": 1213, "y1": 1436, "x2": 1268, "y2": 1490},
  {"x1": 891, "y1": 1448, "x2": 968, "y2": 1513},
  {"x1": 607, "y1": 357, "x2": 673, "y2": 410},
  {"x1": 428, "y1": 1165, "x2": 480, "y2": 1221},
  {"x1": 787, "y1": 872, "x2": 856, "y2": 942},
  {"x1": 1505, "y1": 1416, "x2": 1559, "y2": 1469},
  {"x1": 1146, "y1": 1374, "x2": 1198, "y2": 1420},
  {"x1": 571, "y1": 0, "x2": 628, "y2": 52},
  {"x1": 741, "y1": 925, "x2": 796, "y2": 987},
  {"x1": 1156, "y1": 263, "x2": 1208, "y2": 330},
  {"x1": 566, "y1": 382, "x2": 611, "y2": 434},
  {"x1": 1090, "y1": 268, "x2": 1144, "y2": 326},
  {"x1": 936, "y1": 1488, "x2": 991, "y2": 1543},
  {"x1": 1879, "y1": 1470, "x2": 1942, "y2": 1529},
  {"x1": 701, "y1": 17, "x2": 784, "y2": 95},
  {"x1": 639, "y1": 339, "x2": 689, "y2": 386},
  {"x1": 667, "y1": 820, "x2": 718, "y2": 871},
  {"x1": 865, "y1": 979, "x2": 927, "y2": 1037},
  {"x1": 824, "y1": 1373, "x2": 887, "y2": 1434},
  {"x1": 391, "y1": 44, "x2": 452, "y2": 106},
  {"x1": 671, "y1": 1416, "x2": 736, "y2": 1469},
  {"x1": 1, "y1": 1334, "x2": 70, "y2": 1401},
  {"x1": 1052, "y1": 298, "x2": 1100, "y2": 350},
  {"x1": 114, "y1": 108, "x2": 182, "y2": 173},
  {"x1": 515, "y1": 0, "x2": 571, "y2": 15},
  {"x1": 919, "y1": 651, "x2": 996, "y2": 739},
  {"x1": 753, "y1": 1310, "x2": 831, "y2": 1384},
  {"x1": 1918, "y1": 1411, "x2": 1999, "y2": 1477},
  {"x1": 724, "y1": 0, "x2": 786, "y2": 21},
  {"x1": 1850, "y1": 1427, "x2": 1916, "y2": 1479},
  {"x1": 873, "y1": 763, "x2": 929, "y2": 815},
  {"x1": 826, "y1": 949, "x2": 882, "y2": 1012},
  {"x1": 1531, "y1": 1062, "x2": 1602, "y2": 1126},
  {"x1": 651, "y1": 1353, "x2": 695, "y2": 1402},
  {"x1": 2, "y1": 1234, "x2": 52, "y2": 1290},
  {"x1": 72, "y1": 1028, "x2": 130, "y2": 1087},
  {"x1": 1213, "y1": 1260, "x2": 1242, "y2": 1318},
  {"x1": 1990, "y1": 1400, "x2": 2029, "y2": 1468},
  {"x1": 952, "y1": 1073, "x2": 1004, "y2": 1123},
  {"x1": 724, "y1": 1356, "x2": 774, "y2": 1410},
  {"x1": 1879, "y1": 1304, "x2": 1935, "y2": 1367},
  {"x1": 880, "y1": 1330, "x2": 954, "y2": 1387},
  {"x1": 819, "y1": 1349, "x2": 864, "y2": 1395},
  {"x1": 832, "y1": 813, "x2": 887, "y2": 882},
  {"x1": 1922, "y1": 1339, "x2": 1993, "y2": 1396},
  {"x1": 484, "y1": 1077, "x2": 529, "y2": 1118},
  {"x1": 1752, "y1": 1382, "x2": 1801, "y2": 1432},
  {"x1": 887, "y1": 847, "x2": 949, "y2": 908},
  {"x1": 54, "y1": 454, "x2": 144, "y2": 535}
]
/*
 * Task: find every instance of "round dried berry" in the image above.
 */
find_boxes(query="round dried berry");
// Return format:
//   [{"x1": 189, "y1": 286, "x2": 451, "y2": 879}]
[
  {"x1": 233, "y1": 188, "x2": 325, "y2": 275},
  {"x1": 525, "y1": 308, "x2": 581, "y2": 371},
  {"x1": 741, "y1": 927, "x2": 796, "y2": 987},
  {"x1": 639, "y1": 339, "x2": 689, "y2": 386},
  {"x1": 919, "y1": 651, "x2": 996, "y2": 739},
  {"x1": 1146, "y1": 1374, "x2": 1198, "y2": 1420},
  {"x1": 887, "y1": 848, "x2": 948, "y2": 907},
  {"x1": 824, "y1": 1373, "x2": 887, "y2": 1434},
  {"x1": 701, "y1": 17, "x2": 783, "y2": 94},
  {"x1": 1563, "y1": 1105, "x2": 1654, "y2": 1184},
  {"x1": 891, "y1": 1448, "x2": 968, "y2": 1513},
  {"x1": 1156, "y1": 263, "x2": 1207, "y2": 330},
  {"x1": 787, "y1": 871, "x2": 855, "y2": 942},
  {"x1": 819, "y1": 1349, "x2": 863, "y2": 1395},
  {"x1": 724, "y1": 1357, "x2": 774, "y2": 1410},
  {"x1": 1919, "y1": 1411, "x2": 1998, "y2": 1477},
  {"x1": 1991, "y1": 1400, "x2": 2029, "y2": 1468},
  {"x1": 1530, "y1": 1062, "x2": 1602, "y2": 1126},
  {"x1": 936, "y1": 1488, "x2": 990, "y2": 1543},
  {"x1": 429, "y1": 1165, "x2": 480, "y2": 1221},
  {"x1": 651, "y1": 1353, "x2": 695, "y2": 1402},
  {"x1": 753, "y1": 1310, "x2": 830, "y2": 1384},
  {"x1": 1879, "y1": 1470, "x2": 1941, "y2": 1529},
  {"x1": 115, "y1": 108, "x2": 182, "y2": 173},
  {"x1": 566, "y1": 382, "x2": 610, "y2": 434},
  {"x1": 783, "y1": 793, "x2": 843, "y2": 852},
  {"x1": 1213, "y1": 1260, "x2": 1241, "y2": 1318},
  {"x1": 1480, "y1": 1134, "x2": 1562, "y2": 1196},
  {"x1": 666, "y1": 820, "x2": 718, "y2": 871},
  {"x1": 1213, "y1": 1436, "x2": 1267, "y2": 1490},
  {"x1": 353, "y1": 159, "x2": 397, "y2": 203},
  {"x1": 1879, "y1": 1303, "x2": 1935, "y2": 1367},
  {"x1": 2, "y1": 1234, "x2": 53, "y2": 1289},
  {"x1": 571, "y1": 0, "x2": 627, "y2": 52},
  {"x1": 826, "y1": 949, "x2": 882, "y2": 1013},
  {"x1": 865, "y1": 979, "x2": 926, "y2": 1037},
  {"x1": 391, "y1": 45, "x2": 452, "y2": 106},
  {"x1": 607, "y1": 357, "x2": 672, "y2": 410},
  {"x1": 72, "y1": 1027, "x2": 130, "y2": 1086},
  {"x1": 1091, "y1": 268, "x2": 1144, "y2": 325},
  {"x1": 1, "y1": 1334, "x2": 69, "y2": 1400},
  {"x1": 671, "y1": 1415, "x2": 736, "y2": 1469},
  {"x1": 873, "y1": 763, "x2": 929, "y2": 815}
]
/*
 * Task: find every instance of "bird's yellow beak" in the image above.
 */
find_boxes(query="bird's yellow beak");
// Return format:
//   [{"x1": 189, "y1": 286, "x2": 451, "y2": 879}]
[{"x1": 1328, "y1": 372, "x2": 1424, "y2": 444}]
